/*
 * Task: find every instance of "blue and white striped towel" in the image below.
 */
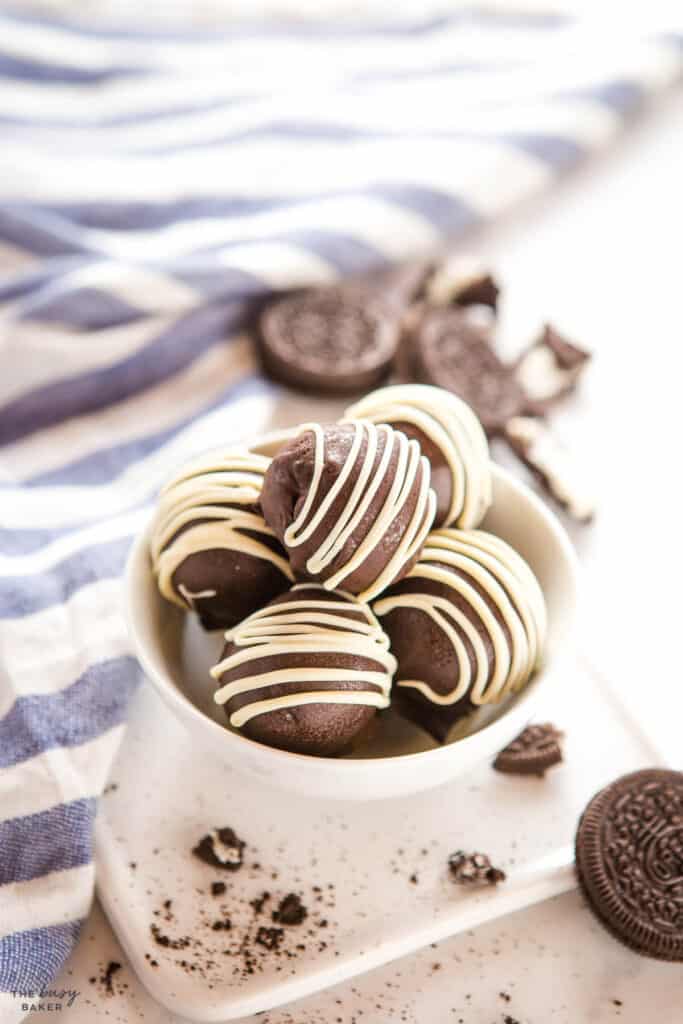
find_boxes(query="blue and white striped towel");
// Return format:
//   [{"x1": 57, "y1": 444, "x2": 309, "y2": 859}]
[{"x1": 0, "y1": 5, "x2": 681, "y2": 1018}]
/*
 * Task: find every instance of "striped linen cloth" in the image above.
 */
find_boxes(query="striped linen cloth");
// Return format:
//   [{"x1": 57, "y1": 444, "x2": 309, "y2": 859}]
[{"x1": 0, "y1": 5, "x2": 681, "y2": 1018}]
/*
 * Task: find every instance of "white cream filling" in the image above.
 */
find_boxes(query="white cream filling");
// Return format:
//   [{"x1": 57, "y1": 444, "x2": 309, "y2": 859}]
[
  {"x1": 207, "y1": 829, "x2": 243, "y2": 866},
  {"x1": 506, "y1": 416, "x2": 596, "y2": 523}
]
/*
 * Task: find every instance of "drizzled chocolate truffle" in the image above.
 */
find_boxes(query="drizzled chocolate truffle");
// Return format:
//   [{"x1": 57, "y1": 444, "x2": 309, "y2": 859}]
[
  {"x1": 150, "y1": 450, "x2": 293, "y2": 630},
  {"x1": 260, "y1": 421, "x2": 436, "y2": 603},
  {"x1": 345, "y1": 384, "x2": 492, "y2": 529},
  {"x1": 210, "y1": 584, "x2": 396, "y2": 756},
  {"x1": 373, "y1": 529, "x2": 546, "y2": 743}
]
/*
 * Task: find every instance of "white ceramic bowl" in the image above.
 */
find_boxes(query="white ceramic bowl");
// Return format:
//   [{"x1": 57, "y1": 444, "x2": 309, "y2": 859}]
[{"x1": 126, "y1": 430, "x2": 578, "y2": 801}]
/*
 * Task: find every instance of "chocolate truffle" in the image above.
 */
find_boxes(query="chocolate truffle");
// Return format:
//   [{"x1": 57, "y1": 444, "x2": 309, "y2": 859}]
[
  {"x1": 210, "y1": 584, "x2": 396, "y2": 756},
  {"x1": 260, "y1": 421, "x2": 436, "y2": 603},
  {"x1": 150, "y1": 449, "x2": 293, "y2": 630},
  {"x1": 345, "y1": 384, "x2": 491, "y2": 529},
  {"x1": 373, "y1": 529, "x2": 546, "y2": 743}
]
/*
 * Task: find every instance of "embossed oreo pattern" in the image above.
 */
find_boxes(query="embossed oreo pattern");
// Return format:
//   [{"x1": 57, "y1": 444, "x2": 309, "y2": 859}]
[
  {"x1": 493, "y1": 723, "x2": 563, "y2": 776},
  {"x1": 575, "y1": 769, "x2": 683, "y2": 961}
]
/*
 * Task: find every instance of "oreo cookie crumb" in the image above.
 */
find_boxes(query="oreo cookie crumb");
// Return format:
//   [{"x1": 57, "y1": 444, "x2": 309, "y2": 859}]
[
  {"x1": 150, "y1": 923, "x2": 190, "y2": 949},
  {"x1": 210, "y1": 881, "x2": 226, "y2": 897},
  {"x1": 192, "y1": 827, "x2": 245, "y2": 871},
  {"x1": 250, "y1": 891, "x2": 271, "y2": 915},
  {"x1": 272, "y1": 893, "x2": 307, "y2": 925},
  {"x1": 448, "y1": 850, "x2": 506, "y2": 886},
  {"x1": 103, "y1": 961, "x2": 121, "y2": 996},
  {"x1": 211, "y1": 919, "x2": 232, "y2": 931},
  {"x1": 256, "y1": 926, "x2": 284, "y2": 951}
]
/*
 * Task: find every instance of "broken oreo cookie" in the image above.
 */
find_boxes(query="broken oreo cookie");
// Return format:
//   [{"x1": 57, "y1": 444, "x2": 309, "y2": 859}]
[
  {"x1": 272, "y1": 893, "x2": 308, "y2": 926},
  {"x1": 448, "y1": 850, "x2": 506, "y2": 886},
  {"x1": 192, "y1": 827, "x2": 245, "y2": 871},
  {"x1": 414, "y1": 307, "x2": 526, "y2": 436},
  {"x1": 514, "y1": 323, "x2": 591, "y2": 416},
  {"x1": 493, "y1": 723, "x2": 563, "y2": 776}
]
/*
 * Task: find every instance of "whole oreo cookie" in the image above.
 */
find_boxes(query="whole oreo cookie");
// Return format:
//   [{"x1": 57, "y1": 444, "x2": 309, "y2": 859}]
[
  {"x1": 257, "y1": 267, "x2": 427, "y2": 395},
  {"x1": 575, "y1": 769, "x2": 683, "y2": 961}
]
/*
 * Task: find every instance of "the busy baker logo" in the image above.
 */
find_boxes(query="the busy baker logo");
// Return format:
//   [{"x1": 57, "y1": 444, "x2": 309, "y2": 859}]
[{"x1": 12, "y1": 989, "x2": 80, "y2": 1012}]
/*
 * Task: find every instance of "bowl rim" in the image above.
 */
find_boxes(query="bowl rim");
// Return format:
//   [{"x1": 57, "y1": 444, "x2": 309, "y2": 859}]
[{"x1": 126, "y1": 458, "x2": 578, "y2": 773}]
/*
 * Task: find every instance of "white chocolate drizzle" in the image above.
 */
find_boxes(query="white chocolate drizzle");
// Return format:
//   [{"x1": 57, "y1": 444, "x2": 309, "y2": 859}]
[
  {"x1": 284, "y1": 420, "x2": 436, "y2": 603},
  {"x1": 345, "y1": 384, "x2": 492, "y2": 528},
  {"x1": 373, "y1": 528, "x2": 546, "y2": 707},
  {"x1": 211, "y1": 584, "x2": 396, "y2": 728},
  {"x1": 150, "y1": 449, "x2": 294, "y2": 609}
]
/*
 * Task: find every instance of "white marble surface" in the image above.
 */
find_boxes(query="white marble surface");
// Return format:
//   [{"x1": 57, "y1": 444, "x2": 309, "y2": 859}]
[{"x1": 27, "y1": 80, "x2": 683, "y2": 1024}]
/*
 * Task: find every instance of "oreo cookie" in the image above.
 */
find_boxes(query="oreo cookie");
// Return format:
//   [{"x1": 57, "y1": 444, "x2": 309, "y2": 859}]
[
  {"x1": 575, "y1": 769, "x2": 683, "y2": 961},
  {"x1": 257, "y1": 265, "x2": 428, "y2": 395},
  {"x1": 448, "y1": 850, "x2": 506, "y2": 886},
  {"x1": 192, "y1": 827, "x2": 245, "y2": 871},
  {"x1": 493, "y1": 723, "x2": 563, "y2": 776},
  {"x1": 514, "y1": 323, "x2": 591, "y2": 416},
  {"x1": 414, "y1": 306, "x2": 527, "y2": 435}
]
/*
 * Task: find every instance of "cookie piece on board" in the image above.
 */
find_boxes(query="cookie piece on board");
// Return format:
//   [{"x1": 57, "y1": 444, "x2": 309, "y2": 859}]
[{"x1": 493, "y1": 723, "x2": 563, "y2": 776}]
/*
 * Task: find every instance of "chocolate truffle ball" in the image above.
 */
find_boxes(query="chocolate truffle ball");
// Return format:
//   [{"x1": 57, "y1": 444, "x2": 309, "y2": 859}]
[
  {"x1": 345, "y1": 384, "x2": 491, "y2": 529},
  {"x1": 260, "y1": 421, "x2": 437, "y2": 603},
  {"x1": 150, "y1": 449, "x2": 293, "y2": 630},
  {"x1": 373, "y1": 529, "x2": 546, "y2": 743},
  {"x1": 210, "y1": 584, "x2": 396, "y2": 756}
]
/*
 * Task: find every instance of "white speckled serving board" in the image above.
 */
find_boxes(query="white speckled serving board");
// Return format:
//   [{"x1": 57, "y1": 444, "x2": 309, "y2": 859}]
[{"x1": 95, "y1": 648, "x2": 660, "y2": 1022}]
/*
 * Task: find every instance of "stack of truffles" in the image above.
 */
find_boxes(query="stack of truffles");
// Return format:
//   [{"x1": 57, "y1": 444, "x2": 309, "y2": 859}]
[{"x1": 150, "y1": 384, "x2": 547, "y2": 756}]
